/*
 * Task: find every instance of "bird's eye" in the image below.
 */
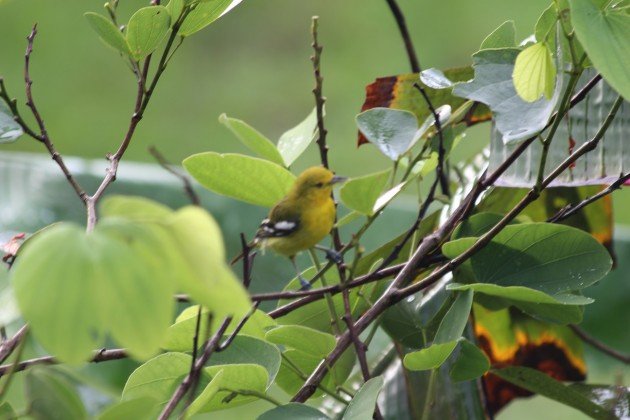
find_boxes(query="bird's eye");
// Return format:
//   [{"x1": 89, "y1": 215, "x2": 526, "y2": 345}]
[{"x1": 316, "y1": 182, "x2": 324, "y2": 188}]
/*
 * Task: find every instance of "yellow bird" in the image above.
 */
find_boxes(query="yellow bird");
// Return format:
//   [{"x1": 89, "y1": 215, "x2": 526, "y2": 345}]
[{"x1": 246, "y1": 166, "x2": 346, "y2": 288}]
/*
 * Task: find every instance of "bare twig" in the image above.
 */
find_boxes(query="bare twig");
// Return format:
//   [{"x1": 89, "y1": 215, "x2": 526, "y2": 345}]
[
  {"x1": 569, "y1": 325, "x2": 630, "y2": 365},
  {"x1": 148, "y1": 146, "x2": 201, "y2": 205},
  {"x1": 239, "y1": 233, "x2": 256, "y2": 289},
  {"x1": 159, "y1": 318, "x2": 232, "y2": 420},
  {"x1": 548, "y1": 172, "x2": 630, "y2": 223},
  {"x1": 384, "y1": 0, "x2": 420, "y2": 72},
  {"x1": 23, "y1": 26, "x2": 87, "y2": 202},
  {"x1": 311, "y1": 16, "x2": 329, "y2": 169},
  {"x1": 217, "y1": 303, "x2": 260, "y2": 352},
  {"x1": 0, "y1": 348, "x2": 126, "y2": 377},
  {"x1": 0, "y1": 326, "x2": 28, "y2": 365}
]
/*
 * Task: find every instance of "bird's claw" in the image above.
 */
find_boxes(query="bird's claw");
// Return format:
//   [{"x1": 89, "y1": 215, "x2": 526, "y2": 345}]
[
  {"x1": 298, "y1": 275, "x2": 312, "y2": 291},
  {"x1": 325, "y1": 249, "x2": 343, "y2": 264}
]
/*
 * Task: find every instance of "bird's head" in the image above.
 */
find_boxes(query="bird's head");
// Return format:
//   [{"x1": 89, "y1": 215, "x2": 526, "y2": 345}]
[{"x1": 291, "y1": 166, "x2": 347, "y2": 203}]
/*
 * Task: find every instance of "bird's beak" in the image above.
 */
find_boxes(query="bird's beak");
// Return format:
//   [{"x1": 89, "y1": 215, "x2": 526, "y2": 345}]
[{"x1": 330, "y1": 175, "x2": 348, "y2": 185}]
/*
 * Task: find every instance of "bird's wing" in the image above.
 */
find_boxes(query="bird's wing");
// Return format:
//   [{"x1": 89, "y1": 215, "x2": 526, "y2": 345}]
[{"x1": 255, "y1": 200, "x2": 300, "y2": 239}]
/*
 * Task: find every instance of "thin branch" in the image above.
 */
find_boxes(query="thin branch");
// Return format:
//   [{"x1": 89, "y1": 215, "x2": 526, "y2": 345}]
[
  {"x1": 311, "y1": 16, "x2": 329, "y2": 169},
  {"x1": 217, "y1": 303, "x2": 260, "y2": 352},
  {"x1": 548, "y1": 172, "x2": 630, "y2": 223},
  {"x1": 0, "y1": 326, "x2": 28, "y2": 365},
  {"x1": 0, "y1": 348, "x2": 126, "y2": 377},
  {"x1": 239, "y1": 233, "x2": 256, "y2": 289},
  {"x1": 148, "y1": 146, "x2": 200, "y2": 205},
  {"x1": 569, "y1": 325, "x2": 630, "y2": 364},
  {"x1": 23, "y1": 25, "x2": 87, "y2": 203},
  {"x1": 384, "y1": 0, "x2": 420, "y2": 72},
  {"x1": 159, "y1": 317, "x2": 232, "y2": 420}
]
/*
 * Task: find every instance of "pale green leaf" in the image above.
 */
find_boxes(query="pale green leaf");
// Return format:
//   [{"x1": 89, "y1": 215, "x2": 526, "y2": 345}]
[
  {"x1": 126, "y1": 6, "x2": 171, "y2": 60},
  {"x1": 265, "y1": 325, "x2": 335, "y2": 357},
  {"x1": 342, "y1": 376, "x2": 385, "y2": 420},
  {"x1": 100, "y1": 195, "x2": 174, "y2": 222},
  {"x1": 0, "y1": 99, "x2": 23, "y2": 143},
  {"x1": 219, "y1": 113, "x2": 285, "y2": 165},
  {"x1": 179, "y1": 0, "x2": 234, "y2": 37},
  {"x1": 420, "y1": 68, "x2": 454, "y2": 89},
  {"x1": 339, "y1": 170, "x2": 391, "y2": 215},
  {"x1": 183, "y1": 152, "x2": 295, "y2": 207},
  {"x1": 258, "y1": 403, "x2": 329, "y2": 420},
  {"x1": 403, "y1": 339, "x2": 461, "y2": 371},
  {"x1": 84, "y1": 12, "x2": 130, "y2": 55},
  {"x1": 97, "y1": 397, "x2": 158, "y2": 420},
  {"x1": 277, "y1": 108, "x2": 318, "y2": 166},
  {"x1": 513, "y1": 42, "x2": 556, "y2": 102}
]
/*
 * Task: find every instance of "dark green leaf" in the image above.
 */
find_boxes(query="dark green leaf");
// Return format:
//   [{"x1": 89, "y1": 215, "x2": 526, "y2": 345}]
[
  {"x1": 434, "y1": 290, "x2": 473, "y2": 344},
  {"x1": 258, "y1": 403, "x2": 329, "y2": 420},
  {"x1": 449, "y1": 339, "x2": 490, "y2": 382},
  {"x1": 84, "y1": 12, "x2": 130, "y2": 55},
  {"x1": 126, "y1": 6, "x2": 171, "y2": 60},
  {"x1": 25, "y1": 369, "x2": 87, "y2": 420},
  {"x1": 493, "y1": 366, "x2": 614, "y2": 419}
]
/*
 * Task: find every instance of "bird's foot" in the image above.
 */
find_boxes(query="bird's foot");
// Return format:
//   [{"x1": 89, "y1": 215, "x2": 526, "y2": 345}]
[
  {"x1": 324, "y1": 249, "x2": 343, "y2": 264},
  {"x1": 298, "y1": 274, "x2": 312, "y2": 291}
]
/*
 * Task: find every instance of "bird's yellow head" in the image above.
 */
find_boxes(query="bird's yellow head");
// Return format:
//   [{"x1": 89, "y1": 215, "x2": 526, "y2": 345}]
[{"x1": 290, "y1": 166, "x2": 346, "y2": 205}]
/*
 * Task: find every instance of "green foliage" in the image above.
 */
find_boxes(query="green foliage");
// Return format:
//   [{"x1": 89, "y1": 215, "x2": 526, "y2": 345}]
[
  {"x1": 571, "y1": 0, "x2": 630, "y2": 101},
  {"x1": 258, "y1": 403, "x2": 329, "y2": 420},
  {"x1": 449, "y1": 339, "x2": 490, "y2": 382},
  {"x1": 276, "y1": 108, "x2": 318, "y2": 167},
  {"x1": 25, "y1": 369, "x2": 87, "y2": 420},
  {"x1": 339, "y1": 170, "x2": 391, "y2": 215},
  {"x1": 97, "y1": 397, "x2": 158, "y2": 420},
  {"x1": 513, "y1": 42, "x2": 557, "y2": 102},
  {"x1": 179, "y1": 0, "x2": 235, "y2": 37},
  {"x1": 493, "y1": 366, "x2": 616, "y2": 419},
  {"x1": 84, "y1": 12, "x2": 131, "y2": 56},
  {"x1": 480, "y1": 20, "x2": 516, "y2": 49},
  {"x1": 123, "y1": 352, "x2": 196, "y2": 402},
  {"x1": 219, "y1": 114, "x2": 285, "y2": 166},
  {"x1": 126, "y1": 6, "x2": 171, "y2": 60},
  {"x1": 454, "y1": 48, "x2": 561, "y2": 143},
  {"x1": 265, "y1": 325, "x2": 335, "y2": 357},
  {"x1": 342, "y1": 376, "x2": 385, "y2": 420},
  {"x1": 403, "y1": 339, "x2": 461, "y2": 371},
  {"x1": 183, "y1": 152, "x2": 295, "y2": 207},
  {"x1": 356, "y1": 108, "x2": 420, "y2": 160},
  {"x1": 0, "y1": 99, "x2": 23, "y2": 143}
]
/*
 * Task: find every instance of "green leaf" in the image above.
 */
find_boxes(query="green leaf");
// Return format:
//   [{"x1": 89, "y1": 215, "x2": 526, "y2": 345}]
[
  {"x1": 535, "y1": 4, "x2": 558, "y2": 44},
  {"x1": 126, "y1": 6, "x2": 171, "y2": 60},
  {"x1": 193, "y1": 364, "x2": 268, "y2": 413},
  {"x1": 571, "y1": 0, "x2": 630, "y2": 101},
  {"x1": 25, "y1": 369, "x2": 87, "y2": 420},
  {"x1": 480, "y1": 20, "x2": 516, "y2": 49},
  {"x1": 445, "y1": 223, "x2": 612, "y2": 295},
  {"x1": 513, "y1": 42, "x2": 556, "y2": 102},
  {"x1": 183, "y1": 152, "x2": 295, "y2": 207},
  {"x1": 453, "y1": 48, "x2": 560, "y2": 143},
  {"x1": 166, "y1": 206, "x2": 251, "y2": 320},
  {"x1": 493, "y1": 366, "x2": 614, "y2": 419},
  {"x1": 265, "y1": 325, "x2": 335, "y2": 357},
  {"x1": 403, "y1": 339, "x2": 461, "y2": 371},
  {"x1": 0, "y1": 402, "x2": 16, "y2": 419},
  {"x1": 356, "y1": 107, "x2": 419, "y2": 160},
  {"x1": 339, "y1": 170, "x2": 391, "y2": 215},
  {"x1": 452, "y1": 212, "x2": 506, "y2": 239},
  {"x1": 100, "y1": 195, "x2": 174, "y2": 221},
  {"x1": 164, "y1": 306, "x2": 274, "y2": 351},
  {"x1": 11, "y1": 221, "x2": 178, "y2": 362},
  {"x1": 342, "y1": 376, "x2": 385, "y2": 420},
  {"x1": 0, "y1": 99, "x2": 23, "y2": 143},
  {"x1": 219, "y1": 114, "x2": 285, "y2": 166},
  {"x1": 449, "y1": 339, "x2": 490, "y2": 382},
  {"x1": 97, "y1": 397, "x2": 158, "y2": 420},
  {"x1": 179, "y1": 0, "x2": 234, "y2": 37},
  {"x1": 448, "y1": 283, "x2": 592, "y2": 324},
  {"x1": 123, "y1": 352, "x2": 198, "y2": 402},
  {"x1": 258, "y1": 403, "x2": 329, "y2": 420},
  {"x1": 84, "y1": 12, "x2": 130, "y2": 55},
  {"x1": 207, "y1": 335, "x2": 281, "y2": 386},
  {"x1": 434, "y1": 289, "x2": 473, "y2": 344},
  {"x1": 277, "y1": 107, "x2": 318, "y2": 166},
  {"x1": 166, "y1": 0, "x2": 184, "y2": 20}
]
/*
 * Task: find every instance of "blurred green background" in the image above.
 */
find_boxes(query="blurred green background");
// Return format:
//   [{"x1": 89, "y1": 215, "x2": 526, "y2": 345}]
[{"x1": 1, "y1": 1, "x2": 628, "y2": 418}]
